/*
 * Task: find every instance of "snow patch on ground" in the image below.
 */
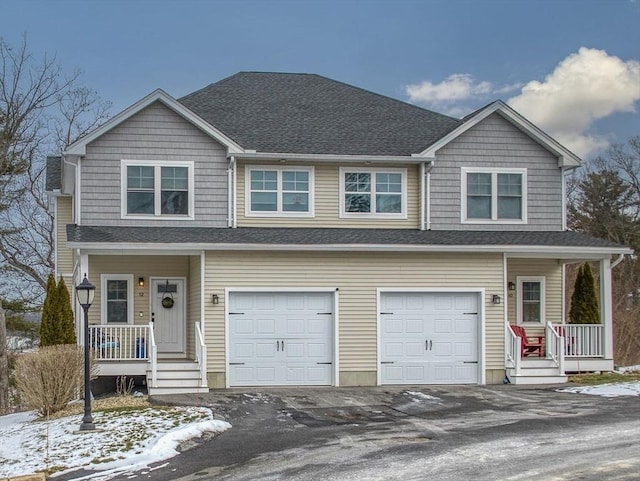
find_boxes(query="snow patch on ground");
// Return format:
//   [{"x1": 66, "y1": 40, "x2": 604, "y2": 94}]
[
  {"x1": 404, "y1": 391, "x2": 440, "y2": 401},
  {"x1": 557, "y1": 381, "x2": 640, "y2": 397},
  {"x1": 0, "y1": 406, "x2": 231, "y2": 479}
]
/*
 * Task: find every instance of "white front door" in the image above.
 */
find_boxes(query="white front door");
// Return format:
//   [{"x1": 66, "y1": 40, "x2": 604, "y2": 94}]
[
  {"x1": 228, "y1": 292, "x2": 334, "y2": 386},
  {"x1": 380, "y1": 292, "x2": 479, "y2": 384},
  {"x1": 151, "y1": 278, "x2": 185, "y2": 354}
]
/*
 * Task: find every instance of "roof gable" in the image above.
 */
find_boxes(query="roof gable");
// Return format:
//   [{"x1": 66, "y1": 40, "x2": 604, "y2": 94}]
[
  {"x1": 179, "y1": 72, "x2": 461, "y2": 157},
  {"x1": 418, "y1": 100, "x2": 581, "y2": 168},
  {"x1": 65, "y1": 89, "x2": 243, "y2": 156}
]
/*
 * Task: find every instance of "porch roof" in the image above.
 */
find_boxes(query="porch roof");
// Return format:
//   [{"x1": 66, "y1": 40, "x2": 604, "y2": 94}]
[{"x1": 66, "y1": 225, "x2": 631, "y2": 257}]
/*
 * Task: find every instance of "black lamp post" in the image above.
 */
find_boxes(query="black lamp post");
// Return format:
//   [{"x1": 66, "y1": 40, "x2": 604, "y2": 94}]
[{"x1": 76, "y1": 274, "x2": 96, "y2": 431}]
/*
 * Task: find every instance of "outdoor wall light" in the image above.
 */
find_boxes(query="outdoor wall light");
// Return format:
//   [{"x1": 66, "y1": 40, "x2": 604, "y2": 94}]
[
  {"x1": 508, "y1": 281, "x2": 516, "y2": 291},
  {"x1": 492, "y1": 295, "x2": 502, "y2": 305},
  {"x1": 212, "y1": 294, "x2": 219, "y2": 305},
  {"x1": 138, "y1": 277, "x2": 145, "y2": 287}
]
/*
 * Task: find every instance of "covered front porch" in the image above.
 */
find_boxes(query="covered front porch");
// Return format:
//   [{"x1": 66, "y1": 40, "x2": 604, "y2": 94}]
[
  {"x1": 73, "y1": 252, "x2": 209, "y2": 394},
  {"x1": 504, "y1": 255, "x2": 621, "y2": 384}
]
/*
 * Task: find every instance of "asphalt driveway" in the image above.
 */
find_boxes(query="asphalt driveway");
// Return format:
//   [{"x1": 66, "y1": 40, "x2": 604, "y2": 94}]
[{"x1": 63, "y1": 384, "x2": 640, "y2": 480}]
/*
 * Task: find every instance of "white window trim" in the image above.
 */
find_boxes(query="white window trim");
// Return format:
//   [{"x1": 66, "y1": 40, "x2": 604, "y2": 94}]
[
  {"x1": 516, "y1": 276, "x2": 545, "y2": 325},
  {"x1": 339, "y1": 167, "x2": 408, "y2": 219},
  {"x1": 121, "y1": 159, "x2": 195, "y2": 220},
  {"x1": 100, "y1": 274, "x2": 134, "y2": 325},
  {"x1": 244, "y1": 165, "x2": 315, "y2": 218},
  {"x1": 460, "y1": 167, "x2": 527, "y2": 224}
]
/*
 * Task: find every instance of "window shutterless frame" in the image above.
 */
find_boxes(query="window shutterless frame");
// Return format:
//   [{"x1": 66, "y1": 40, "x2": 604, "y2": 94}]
[
  {"x1": 339, "y1": 167, "x2": 407, "y2": 219},
  {"x1": 100, "y1": 274, "x2": 134, "y2": 325},
  {"x1": 121, "y1": 160, "x2": 195, "y2": 220},
  {"x1": 244, "y1": 166, "x2": 315, "y2": 217},
  {"x1": 460, "y1": 167, "x2": 527, "y2": 224}
]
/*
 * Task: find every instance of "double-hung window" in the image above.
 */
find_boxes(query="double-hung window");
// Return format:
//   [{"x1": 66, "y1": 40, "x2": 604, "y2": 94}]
[
  {"x1": 462, "y1": 168, "x2": 527, "y2": 223},
  {"x1": 101, "y1": 274, "x2": 133, "y2": 324},
  {"x1": 122, "y1": 160, "x2": 194, "y2": 219},
  {"x1": 340, "y1": 168, "x2": 406, "y2": 218},
  {"x1": 246, "y1": 166, "x2": 314, "y2": 216},
  {"x1": 516, "y1": 276, "x2": 545, "y2": 324}
]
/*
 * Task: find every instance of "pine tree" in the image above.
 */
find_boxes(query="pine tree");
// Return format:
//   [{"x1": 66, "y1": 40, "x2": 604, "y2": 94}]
[
  {"x1": 569, "y1": 263, "x2": 600, "y2": 324},
  {"x1": 39, "y1": 274, "x2": 57, "y2": 346},
  {"x1": 57, "y1": 277, "x2": 76, "y2": 344}
]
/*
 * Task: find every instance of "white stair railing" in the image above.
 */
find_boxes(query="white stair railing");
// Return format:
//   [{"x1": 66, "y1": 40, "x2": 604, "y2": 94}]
[
  {"x1": 546, "y1": 321, "x2": 565, "y2": 374},
  {"x1": 148, "y1": 321, "x2": 158, "y2": 388},
  {"x1": 505, "y1": 323, "x2": 521, "y2": 376},
  {"x1": 195, "y1": 322, "x2": 207, "y2": 388}
]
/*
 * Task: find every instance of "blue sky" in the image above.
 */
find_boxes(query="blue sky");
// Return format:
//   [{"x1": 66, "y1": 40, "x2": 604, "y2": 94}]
[{"x1": 1, "y1": 0, "x2": 639, "y2": 159}]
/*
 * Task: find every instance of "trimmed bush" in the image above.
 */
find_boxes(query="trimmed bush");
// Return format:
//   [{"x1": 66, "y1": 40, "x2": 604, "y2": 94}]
[
  {"x1": 39, "y1": 273, "x2": 58, "y2": 346},
  {"x1": 569, "y1": 263, "x2": 600, "y2": 324},
  {"x1": 40, "y1": 275, "x2": 77, "y2": 346},
  {"x1": 57, "y1": 277, "x2": 76, "y2": 344},
  {"x1": 14, "y1": 344, "x2": 96, "y2": 416}
]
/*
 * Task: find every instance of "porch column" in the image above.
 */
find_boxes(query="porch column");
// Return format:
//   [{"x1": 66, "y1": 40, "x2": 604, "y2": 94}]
[{"x1": 600, "y1": 258, "x2": 614, "y2": 360}]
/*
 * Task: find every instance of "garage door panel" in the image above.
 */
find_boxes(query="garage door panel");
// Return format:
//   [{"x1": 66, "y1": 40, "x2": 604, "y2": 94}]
[
  {"x1": 381, "y1": 292, "x2": 479, "y2": 385},
  {"x1": 229, "y1": 292, "x2": 334, "y2": 386}
]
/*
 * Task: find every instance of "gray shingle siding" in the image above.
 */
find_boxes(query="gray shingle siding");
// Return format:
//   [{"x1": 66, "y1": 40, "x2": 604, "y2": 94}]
[
  {"x1": 179, "y1": 72, "x2": 461, "y2": 156},
  {"x1": 45, "y1": 156, "x2": 62, "y2": 191}
]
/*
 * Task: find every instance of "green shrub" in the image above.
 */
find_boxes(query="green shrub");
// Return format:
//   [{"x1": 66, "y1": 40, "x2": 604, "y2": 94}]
[{"x1": 569, "y1": 263, "x2": 600, "y2": 324}]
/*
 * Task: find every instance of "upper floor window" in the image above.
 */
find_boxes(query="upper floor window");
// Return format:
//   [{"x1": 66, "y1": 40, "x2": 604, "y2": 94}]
[
  {"x1": 461, "y1": 168, "x2": 527, "y2": 223},
  {"x1": 121, "y1": 160, "x2": 194, "y2": 219},
  {"x1": 245, "y1": 166, "x2": 314, "y2": 217},
  {"x1": 340, "y1": 167, "x2": 407, "y2": 218}
]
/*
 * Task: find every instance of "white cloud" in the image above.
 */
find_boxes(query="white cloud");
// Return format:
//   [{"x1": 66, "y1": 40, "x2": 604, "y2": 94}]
[
  {"x1": 405, "y1": 74, "x2": 521, "y2": 115},
  {"x1": 508, "y1": 48, "x2": 640, "y2": 158},
  {"x1": 405, "y1": 48, "x2": 640, "y2": 159}
]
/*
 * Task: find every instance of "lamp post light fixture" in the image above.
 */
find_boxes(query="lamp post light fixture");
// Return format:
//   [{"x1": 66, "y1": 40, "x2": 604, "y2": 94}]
[{"x1": 76, "y1": 274, "x2": 96, "y2": 431}]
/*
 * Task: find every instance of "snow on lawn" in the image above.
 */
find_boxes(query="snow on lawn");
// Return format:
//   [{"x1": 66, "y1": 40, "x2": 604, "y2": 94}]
[
  {"x1": 0, "y1": 405, "x2": 231, "y2": 479},
  {"x1": 557, "y1": 381, "x2": 640, "y2": 397}
]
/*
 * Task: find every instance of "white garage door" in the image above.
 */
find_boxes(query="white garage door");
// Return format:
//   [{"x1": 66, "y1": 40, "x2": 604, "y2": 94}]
[
  {"x1": 380, "y1": 292, "x2": 479, "y2": 384},
  {"x1": 228, "y1": 292, "x2": 334, "y2": 386}
]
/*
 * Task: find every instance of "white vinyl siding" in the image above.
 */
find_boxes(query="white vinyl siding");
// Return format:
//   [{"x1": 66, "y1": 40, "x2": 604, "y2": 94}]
[
  {"x1": 203, "y1": 251, "x2": 504, "y2": 377},
  {"x1": 236, "y1": 162, "x2": 419, "y2": 228}
]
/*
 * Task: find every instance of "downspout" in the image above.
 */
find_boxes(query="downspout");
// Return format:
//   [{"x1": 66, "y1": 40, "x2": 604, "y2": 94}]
[
  {"x1": 227, "y1": 156, "x2": 236, "y2": 228},
  {"x1": 611, "y1": 253, "x2": 625, "y2": 269},
  {"x1": 232, "y1": 156, "x2": 237, "y2": 228},
  {"x1": 62, "y1": 155, "x2": 79, "y2": 223},
  {"x1": 419, "y1": 163, "x2": 425, "y2": 231},
  {"x1": 561, "y1": 168, "x2": 568, "y2": 230},
  {"x1": 426, "y1": 162, "x2": 433, "y2": 230}
]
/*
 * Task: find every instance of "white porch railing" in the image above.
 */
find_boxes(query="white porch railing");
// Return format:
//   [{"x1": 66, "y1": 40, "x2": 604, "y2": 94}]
[
  {"x1": 545, "y1": 322, "x2": 565, "y2": 372},
  {"x1": 195, "y1": 322, "x2": 207, "y2": 388},
  {"x1": 553, "y1": 324, "x2": 604, "y2": 358},
  {"x1": 88, "y1": 325, "x2": 149, "y2": 361},
  {"x1": 148, "y1": 321, "x2": 158, "y2": 388},
  {"x1": 505, "y1": 322, "x2": 521, "y2": 376}
]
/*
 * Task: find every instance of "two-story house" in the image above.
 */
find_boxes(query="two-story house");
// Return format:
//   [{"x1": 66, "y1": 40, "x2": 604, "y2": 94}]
[{"x1": 46, "y1": 72, "x2": 630, "y2": 394}]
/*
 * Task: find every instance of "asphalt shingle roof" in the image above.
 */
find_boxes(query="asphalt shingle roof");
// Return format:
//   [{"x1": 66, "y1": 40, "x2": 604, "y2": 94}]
[
  {"x1": 179, "y1": 72, "x2": 462, "y2": 156},
  {"x1": 66, "y1": 225, "x2": 625, "y2": 250},
  {"x1": 45, "y1": 156, "x2": 62, "y2": 191}
]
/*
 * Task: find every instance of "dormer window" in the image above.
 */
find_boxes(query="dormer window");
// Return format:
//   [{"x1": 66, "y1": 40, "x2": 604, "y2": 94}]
[
  {"x1": 121, "y1": 160, "x2": 194, "y2": 219},
  {"x1": 461, "y1": 167, "x2": 527, "y2": 223}
]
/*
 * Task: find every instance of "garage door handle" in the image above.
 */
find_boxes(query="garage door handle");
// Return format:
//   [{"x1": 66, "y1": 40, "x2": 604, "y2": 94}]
[
  {"x1": 229, "y1": 312, "x2": 245, "y2": 315},
  {"x1": 317, "y1": 362, "x2": 332, "y2": 365},
  {"x1": 464, "y1": 312, "x2": 478, "y2": 315},
  {"x1": 425, "y1": 340, "x2": 432, "y2": 351},
  {"x1": 381, "y1": 361, "x2": 394, "y2": 364},
  {"x1": 317, "y1": 312, "x2": 332, "y2": 315},
  {"x1": 380, "y1": 312, "x2": 394, "y2": 315},
  {"x1": 229, "y1": 362, "x2": 245, "y2": 365},
  {"x1": 463, "y1": 361, "x2": 478, "y2": 364}
]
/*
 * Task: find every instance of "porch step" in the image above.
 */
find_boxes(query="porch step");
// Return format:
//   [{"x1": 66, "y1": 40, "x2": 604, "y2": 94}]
[
  {"x1": 507, "y1": 374, "x2": 568, "y2": 385},
  {"x1": 146, "y1": 361, "x2": 208, "y2": 396},
  {"x1": 506, "y1": 359, "x2": 567, "y2": 385}
]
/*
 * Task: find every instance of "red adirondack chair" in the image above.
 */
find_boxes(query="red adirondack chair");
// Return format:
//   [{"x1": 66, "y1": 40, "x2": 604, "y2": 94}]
[{"x1": 510, "y1": 325, "x2": 544, "y2": 357}]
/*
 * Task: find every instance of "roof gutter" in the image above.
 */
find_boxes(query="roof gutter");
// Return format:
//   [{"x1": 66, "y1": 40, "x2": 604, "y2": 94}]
[{"x1": 234, "y1": 151, "x2": 433, "y2": 164}]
